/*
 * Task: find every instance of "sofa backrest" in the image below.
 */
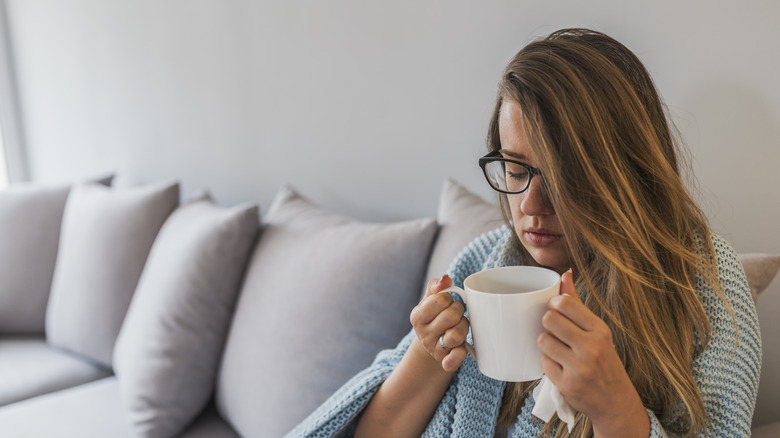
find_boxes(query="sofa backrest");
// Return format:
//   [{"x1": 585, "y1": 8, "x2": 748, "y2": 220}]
[{"x1": 215, "y1": 185, "x2": 439, "y2": 437}]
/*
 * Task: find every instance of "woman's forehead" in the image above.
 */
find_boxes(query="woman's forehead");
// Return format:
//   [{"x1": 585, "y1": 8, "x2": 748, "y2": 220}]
[{"x1": 498, "y1": 101, "x2": 537, "y2": 163}]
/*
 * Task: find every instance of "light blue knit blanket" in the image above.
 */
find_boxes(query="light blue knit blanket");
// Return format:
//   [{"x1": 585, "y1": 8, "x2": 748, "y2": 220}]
[{"x1": 286, "y1": 227, "x2": 761, "y2": 437}]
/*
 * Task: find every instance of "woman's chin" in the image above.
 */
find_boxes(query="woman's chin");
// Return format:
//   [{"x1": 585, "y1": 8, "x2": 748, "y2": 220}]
[{"x1": 525, "y1": 247, "x2": 570, "y2": 274}]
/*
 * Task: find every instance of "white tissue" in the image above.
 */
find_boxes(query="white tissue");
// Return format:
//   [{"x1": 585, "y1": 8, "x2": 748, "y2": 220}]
[{"x1": 532, "y1": 375, "x2": 576, "y2": 432}]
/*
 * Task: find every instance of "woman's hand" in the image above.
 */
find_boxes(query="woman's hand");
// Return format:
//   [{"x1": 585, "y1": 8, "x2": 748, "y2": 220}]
[
  {"x1": 538, "y1": 271, "x2": 650, "y2": 437},
  {"x1": 409, "y1": 275, "x2": 470, "y2": 372}
]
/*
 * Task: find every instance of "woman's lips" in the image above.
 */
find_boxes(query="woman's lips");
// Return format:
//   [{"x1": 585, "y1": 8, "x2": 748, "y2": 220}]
[{"x1": 524, "y1": 229, "x2": 563, "y2": 247}]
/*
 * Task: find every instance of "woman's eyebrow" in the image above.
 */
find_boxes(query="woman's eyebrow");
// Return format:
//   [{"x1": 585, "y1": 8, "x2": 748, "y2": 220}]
[{"x1": 498, "y1": 149, "x2": 529, "y2": 161}]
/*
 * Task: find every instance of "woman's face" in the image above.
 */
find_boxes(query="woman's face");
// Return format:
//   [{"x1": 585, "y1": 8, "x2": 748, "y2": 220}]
[{"x1": 498, "y1": 100, "x2": 571, "y2": 274}]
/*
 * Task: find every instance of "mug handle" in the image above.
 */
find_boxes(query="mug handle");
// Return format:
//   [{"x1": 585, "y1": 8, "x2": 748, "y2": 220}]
[{"x1": 439, "y1": 286, "x2": 477, "y2": 360}]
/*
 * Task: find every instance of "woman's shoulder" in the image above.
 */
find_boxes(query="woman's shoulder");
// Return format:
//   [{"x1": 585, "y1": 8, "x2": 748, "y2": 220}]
[
  {"x1": 693, "y1": 232, "x2": 749, "y2": 304},
  {"x1": 701, "y1": 233, "x2": 752, "y2": 303},
  {"x1": 708, "y1": 233, "x2": 749, "y2": 285}
]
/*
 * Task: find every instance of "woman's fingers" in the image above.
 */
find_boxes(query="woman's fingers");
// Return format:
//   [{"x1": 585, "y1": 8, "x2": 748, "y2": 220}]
[
  {"x1": 439, "y1": 315, "x2": 470, "y2": 371},
  {"x1": 544, "y1": 295, "x2": 614, "y2": 358},
  {"x1": 549, "y1": 271, "x2": 594, "y2": 331},
  {"x1": 428, "y1": 300, "x2": 465, "y2": 335},
  {"x1": 411, "y1": 275, "x2": 454, "y2": 326},
  {"x1": 440, "y1": 314, "x2": 469, "y2": 349},
  {"x1": 411, "y1": 275, "x2": 470, "y2": 372},
  {"x1": 541, "y1": 301, "x2": 583, "y2": 350},
  {"x1": 425, "y1": 275, "x2": 453, "y2": 298},
  {"x1": 539, "y1": 351, "x2": 564, "y2": 380},
  {"x1": 418, "y1": 300, "x2": 465, "y2": 353},
  {"x1": 411, "y1": 291, "x2": 453, "y2": 327},
  {"x1": 441, "y1": 346, "x2": 468, "y2": 372},
  {"x1": 537, "y1": 329, "x2": 576, "y2": 370}
]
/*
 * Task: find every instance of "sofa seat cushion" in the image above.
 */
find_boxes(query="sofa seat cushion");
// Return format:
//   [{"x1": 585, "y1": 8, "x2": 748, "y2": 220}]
[
  {"x1": 0, "y1": 336, "x2": 111, "y2": 407},
  {"x1": 0, "y1": 377, "x2": 130, "y2": 437},
  {"x1": 0, "y1": 377, "x2": 239, "y2": 438}
]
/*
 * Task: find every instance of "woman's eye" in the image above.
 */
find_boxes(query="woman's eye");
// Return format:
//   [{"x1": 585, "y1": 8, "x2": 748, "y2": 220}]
[{"x1": 506, "y1": 169, "x2": 529, "y2": 180}]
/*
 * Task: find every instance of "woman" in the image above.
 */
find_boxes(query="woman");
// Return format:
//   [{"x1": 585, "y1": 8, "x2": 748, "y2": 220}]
[{"x1": 287, "y1": 28, "x2": 761, "y2": 437}]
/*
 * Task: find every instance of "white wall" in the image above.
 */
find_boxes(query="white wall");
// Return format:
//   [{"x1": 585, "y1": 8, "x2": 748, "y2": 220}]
[{"x1": 4, "y1": 0, "x2": 779, "y2": 427}]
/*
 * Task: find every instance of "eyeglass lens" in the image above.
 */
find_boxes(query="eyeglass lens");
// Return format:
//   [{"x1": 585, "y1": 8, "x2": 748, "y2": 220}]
[{"x1": 484, "y1": 160, "x2": 531, "y2": 193}]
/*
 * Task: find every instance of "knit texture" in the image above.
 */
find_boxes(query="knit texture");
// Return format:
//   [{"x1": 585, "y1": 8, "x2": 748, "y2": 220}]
[{"x1": 285, "y1": 226, "x2": 761, "y2": 438}]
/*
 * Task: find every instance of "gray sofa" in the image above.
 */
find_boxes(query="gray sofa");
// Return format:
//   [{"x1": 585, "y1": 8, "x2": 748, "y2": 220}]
[{"x1": 0, "y1": 177, "x2": 777, "y2": 438}]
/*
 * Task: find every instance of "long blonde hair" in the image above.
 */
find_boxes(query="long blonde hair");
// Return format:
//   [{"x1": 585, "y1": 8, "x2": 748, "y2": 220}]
[{"x1": 488, "y1": 29, "x2": 723, "y2": 437}]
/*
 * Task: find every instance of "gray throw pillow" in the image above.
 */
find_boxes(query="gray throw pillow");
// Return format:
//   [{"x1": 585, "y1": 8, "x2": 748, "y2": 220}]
[
  {"x1": 423, "y1": 178, "x2": 504, "y2": 295},
  {"x1": 0, "y1": 176, "x2": 113, "y2": 334},
  {"x1": 0, "y1": 184, "x2": 70, "y2": 334},
  {"x1": 215, "y1": 185, "x2": 438, "y2": 438},
  {"x1": 46, "y1": 181, "x2": 179, "y2": 368},
  {"x1": 114, "y1": 195, "x2": 259, "y2": 438},
  {"x1": 739, "y1": 253, "x2": 780, "y2": 303}
]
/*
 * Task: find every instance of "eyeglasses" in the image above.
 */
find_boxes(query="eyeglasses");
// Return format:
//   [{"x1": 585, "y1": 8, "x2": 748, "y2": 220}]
[{"x1": 479, "y1": 150, "x2": 545, "y2": 194}]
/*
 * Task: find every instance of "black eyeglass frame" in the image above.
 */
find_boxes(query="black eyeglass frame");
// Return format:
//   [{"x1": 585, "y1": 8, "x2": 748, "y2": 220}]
[{"x1": 478, "y1": 150, "x2": 545, "y2": 194}]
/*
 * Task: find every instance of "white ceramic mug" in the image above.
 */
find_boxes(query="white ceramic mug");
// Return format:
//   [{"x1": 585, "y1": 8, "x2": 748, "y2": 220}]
[{"x1": 441, "y1": 266, "x2": 561, "y2": 382}]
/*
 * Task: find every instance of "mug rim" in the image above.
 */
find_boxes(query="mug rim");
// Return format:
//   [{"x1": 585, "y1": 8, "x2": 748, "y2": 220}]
[{"x1": 463, "y1": 265, "x2": 560, "y2": 297}]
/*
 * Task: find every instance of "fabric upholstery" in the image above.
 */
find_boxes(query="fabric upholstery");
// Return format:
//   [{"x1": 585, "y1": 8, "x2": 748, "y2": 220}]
[
  {"x1": 0, "y1": 176, "x2": 113, "y2": 334},
  {"x1": 424, "y1": 178, "x2": 504, "y2": 296},
  {"x1": 46, "y1": 181, "x2": 179, "y2": 368},
  {"x1": 753, "y1": 421, "x2": 780, "y2": 438},
  {"x1": 0, "y1": 336, "x2": 111, "y2": 407},
  {"x1": 738, "y1": 253, "x2": 780, "y2": 303},
  {"x1": 0, "y1": 184, "x2": 70, "y2": 334},
  {"x1": 216, "y1": 185, "x2": 438, "y2": 438},
  {"x1": 179, "y1": 402, "x2": 240, "y2": 438},
  {"x1": 0, "y1": 377, "x2": 240, "y2": 438},
  {"x1": 114, "y1": 197, "x2": 259, "y2": 438},
  {"x1": 0, "y1": 378, "x2": 130, "y2": 438}
]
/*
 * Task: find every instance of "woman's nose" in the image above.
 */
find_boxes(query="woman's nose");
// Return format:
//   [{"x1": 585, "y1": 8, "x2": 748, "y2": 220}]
[{"x1": 518, "y1": 177, "x2": 554, "y2": 216}]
